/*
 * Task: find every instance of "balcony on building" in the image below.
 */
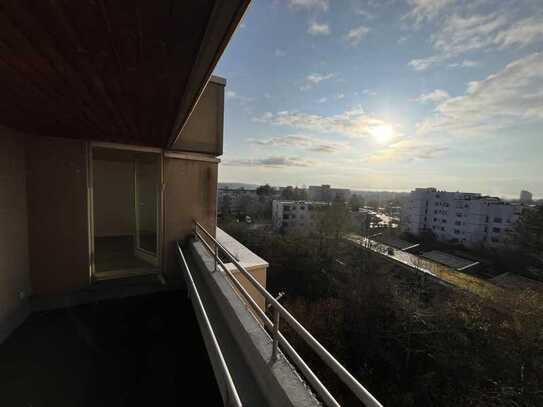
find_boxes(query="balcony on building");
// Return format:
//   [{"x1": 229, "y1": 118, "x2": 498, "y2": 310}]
[{"x1": 0, "y1": 2, "x2": 382, "y2": 406}]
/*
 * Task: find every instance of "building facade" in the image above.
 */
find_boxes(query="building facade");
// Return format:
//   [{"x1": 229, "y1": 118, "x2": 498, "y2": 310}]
[
  {"x1": 520, "y1": 190, "x2": 533, "y2": 203},
  {"x1": 217, "y1": 187, "x2": 258, "y2": 215},
  {"x1": 307, "y1": 185, "x2": 351, "y2": 202},
  {"x1": 272, "y1": 200, "x2": 329, "y2": 231},
  {"x1": 402, "y1": 188, "x2": 523, "y2": 247}
]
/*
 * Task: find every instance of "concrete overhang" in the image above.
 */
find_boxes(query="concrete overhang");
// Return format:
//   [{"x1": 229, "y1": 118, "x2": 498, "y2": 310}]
[{"x1": 0, "y1": 1, "x2": 249, "y2": 148}]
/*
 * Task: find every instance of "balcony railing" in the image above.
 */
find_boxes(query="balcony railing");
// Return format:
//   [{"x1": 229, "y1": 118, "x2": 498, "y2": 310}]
[
  {"x1": 191, "y1": 221, "x2": 383, "y2": 407},
  {"x1": 177, "y1": 242, "x2": 243, "y2": 407}
]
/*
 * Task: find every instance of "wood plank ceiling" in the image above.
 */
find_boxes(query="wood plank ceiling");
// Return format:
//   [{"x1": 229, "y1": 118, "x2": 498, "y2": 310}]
[{"x1": 0, "y1": 0, "x2": 246, "y2": 147}]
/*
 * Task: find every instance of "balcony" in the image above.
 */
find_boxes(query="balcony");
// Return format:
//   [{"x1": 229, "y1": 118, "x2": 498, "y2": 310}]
[{"x1": 0, "y1": 288, "x2": 223, "y2": 406}]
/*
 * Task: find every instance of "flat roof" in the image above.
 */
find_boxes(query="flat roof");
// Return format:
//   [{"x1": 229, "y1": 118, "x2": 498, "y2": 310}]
[
  {"x1": 374, "y1": 236, "x2": 416, "y2": 250},
  {"x1": 491, "y1": 273, "x2": 543, "y2": 291},
  {"x1": 421, "y1": 250, "x2": 478, "y2": 270}
]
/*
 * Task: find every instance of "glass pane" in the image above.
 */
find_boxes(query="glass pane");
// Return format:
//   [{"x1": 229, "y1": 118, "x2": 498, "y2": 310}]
[{"x1": 135, "y1": 155, "x2": 159, "y2": 254}]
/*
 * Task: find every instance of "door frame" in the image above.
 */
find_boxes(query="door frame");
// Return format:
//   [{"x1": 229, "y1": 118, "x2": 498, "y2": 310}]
[{"x1": 87, "y1": 141, "x2": 164, "y2": 282}]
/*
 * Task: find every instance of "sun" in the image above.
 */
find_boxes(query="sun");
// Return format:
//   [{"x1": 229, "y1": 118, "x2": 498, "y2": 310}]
[{"x1": 370, "y1": 125, "x2": 395, "y2": 144}]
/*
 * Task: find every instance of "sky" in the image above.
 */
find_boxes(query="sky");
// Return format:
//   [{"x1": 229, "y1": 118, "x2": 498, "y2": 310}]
[{"x1": 213, "y1": 0, "x2": 543, "y2": 198}]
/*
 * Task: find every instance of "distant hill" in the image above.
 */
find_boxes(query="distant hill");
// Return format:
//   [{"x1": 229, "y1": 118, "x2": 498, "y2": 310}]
[{"x1": 218, "y1": 182, "x2": 259, "y2": 190}]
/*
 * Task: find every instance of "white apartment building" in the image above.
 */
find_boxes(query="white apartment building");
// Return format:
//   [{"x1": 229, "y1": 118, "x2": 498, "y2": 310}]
[
  {"x1": 402, "y1": 188, "x2": 523, "y2": 248},
  {"x1": 272, "y1": 200, "x2": 329, "y2": 231}
]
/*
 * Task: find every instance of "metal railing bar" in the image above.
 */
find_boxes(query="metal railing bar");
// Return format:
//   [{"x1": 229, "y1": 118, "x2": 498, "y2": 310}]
[
  {"x1": 193, "y1": 231, "x2": 341, "y2": 407},
  {"x1": 176, "y1": 243, "x2": 243, "y2": 407},
  {"x1": 194, "y1": 221, "x2": 383, "y2": 407}
]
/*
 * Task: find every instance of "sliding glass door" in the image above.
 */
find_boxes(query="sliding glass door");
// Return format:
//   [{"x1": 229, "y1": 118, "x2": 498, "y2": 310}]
[{"x1": 134, "y1": 155, "x2": 160, "y2": 266}]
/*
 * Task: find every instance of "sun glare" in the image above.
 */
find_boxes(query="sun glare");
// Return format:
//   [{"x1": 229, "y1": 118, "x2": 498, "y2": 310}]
[{"x1": 370, "y1": 124, "x2": 395, "y2": 144}]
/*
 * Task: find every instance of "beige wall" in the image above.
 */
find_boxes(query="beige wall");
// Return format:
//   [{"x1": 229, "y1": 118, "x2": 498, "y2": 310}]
[
  {"x1": 26, "y1": 136, "x2": 89, "y2": 296},
  {"x1": 93, "y1": 159, "x2": 135, "y2": 237},
  {"x1": 232, "y1": 267, "x2": 267, "y2": 312},
  {"x1": 163, "y1": 156, "x2": 218, "y2": 277},
  {"x1": 172, "y1": 79, "x2": 224, "y2": 156},
  {"x1": 0, "y1": 127, "x2": 30, "y2": 323}
]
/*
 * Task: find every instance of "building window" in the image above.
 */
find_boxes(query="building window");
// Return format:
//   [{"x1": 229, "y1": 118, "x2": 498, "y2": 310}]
[
  {"x1": 492, "y1": 227, "x2": 501, "y2": 233},
  {"x1": 494, "y1": 217, "x2": 502, "y2": 223}
]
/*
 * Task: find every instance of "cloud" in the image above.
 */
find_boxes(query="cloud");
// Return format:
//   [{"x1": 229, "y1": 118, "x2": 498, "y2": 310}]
[
  {"x1": 257, "y1": 105, "x2": 400, "y2": 139},
  {"x1": 224, "y1": 156, "x2": 315, "y2": 168},
  {"x1": 344, "y1": 25, "x2": 370, "y2": 46},
  {"x1": 316, "y1": 97, "x2": 327, "y2": 103},
  {"x1": 287, "y1": 0, "x2": 329, "y2": 12},
  {"x1": 368, "y1": 138, "x2": 449, "y2": 162},
  {"x1": 416, "y1": 52, "x2": 543, "y2": 136},
  {"x1": 275, "y1": 49, "x2": 287, "y2": 57},
  {"x1": 493, "y1": 15, "x2": 543, "y2": 48},
  {"x1": 252, "y1": 112, "x2": 273, "y2": 123},
  {"x1": 336, "y1": 93, "x2": 345, "y2": 99},
  {"x1": 355, "y1": 8, "x2": 375, "y2": 20},
  {"x1": 306, "y1": 73, "x2": 334, "y2": 83},
  {"x1": 409, "y1": 13, "x2": 543, "y2": 71},
  {"x1": 408, "y1": 55, "x2": 447, "y2": 71},
  {"x1": 412, "y1": 89, "x2": 450, "y2": 103},
  {"x1": 307, "y1": 21, "x2": 330, "y2": 35},
  {"x1": 248, "y1": 134, "x2": 346, "y2": 153},
  {"x1": 363, "y1": 89, "x2": 377, "y2": 96},
  {"x1": 403, "y1": 0, "x2": 455, "y2": 26},
  {"x1": 448, "y1": 59, "x2": 479, "y2": 68},
  {"x1": 300, "y1": 72, "x2": 334, "y2": 90}
]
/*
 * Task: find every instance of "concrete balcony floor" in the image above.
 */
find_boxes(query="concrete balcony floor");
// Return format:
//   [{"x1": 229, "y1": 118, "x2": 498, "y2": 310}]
[{"x1": 0, "y1": 291, "x2": 222, "y2": 407}]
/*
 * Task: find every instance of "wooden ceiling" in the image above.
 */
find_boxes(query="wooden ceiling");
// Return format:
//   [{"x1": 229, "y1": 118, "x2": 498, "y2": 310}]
[{"x1": 0, "y1": 0, "x2": 248, "y2": 147}]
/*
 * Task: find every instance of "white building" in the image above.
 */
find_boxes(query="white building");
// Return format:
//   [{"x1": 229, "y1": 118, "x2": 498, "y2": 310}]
[
  {"x1": 402, "y1": 188, "x2": 523, "y2": 248},
  {"x1": 307, "y1": 185, "x2": 351, "y2": 202},
  {"x1": 520, "y1": 190, "x2": 533, "y2": 203},
  {"x1": 272, "y1": 200, "x2": 329, "y2": 231}
]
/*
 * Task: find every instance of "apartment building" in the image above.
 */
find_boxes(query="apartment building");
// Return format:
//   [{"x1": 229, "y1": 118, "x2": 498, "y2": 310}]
[
  {"x1": 520, "y1": 190, "x2": 533, "y2": 203},
  {"x1": 403, "y1": 188, "x2": 523, "y2": 247},
  {"x1": 218, "y1": 187, "x2": 258, "y2": 215},
  {"x1": 307, "y1": 184, "x2": 351, "y2": 202},
  {"x1": 0, "y1": 3, "x2": 382, "y2": 406},
  {"x1": 272, "y1": 200, "x2": 329, "y2": 231}
]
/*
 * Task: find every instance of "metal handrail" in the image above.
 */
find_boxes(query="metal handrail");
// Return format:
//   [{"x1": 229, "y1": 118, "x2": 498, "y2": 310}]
[
  {"x1": 193, "y1": 221, "x2": 384, "y2": 407},
  {"x1": 177, "y1": 242, "x2": 243, "y2": 407}
]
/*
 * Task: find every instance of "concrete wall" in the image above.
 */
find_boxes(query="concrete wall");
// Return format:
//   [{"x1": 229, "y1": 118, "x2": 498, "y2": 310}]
[
  {"x1": 93, "y1": 159, "x2": 135, "y2": 237},
  {"x1": 172, "y1": 78, "x2": 224, "y2": 156},
  {"x1": 231, "y1": 267, "x2": 267, "y2": 311},
  {"x1": 163, "y1": 155, "x2": 218, "y2": 278},
  {"x1": 26, "y1": 136, "x2": 89, "y2": 296},
  {"x1": 0, "y1": 127, "x2": 31, "y2": 333}
]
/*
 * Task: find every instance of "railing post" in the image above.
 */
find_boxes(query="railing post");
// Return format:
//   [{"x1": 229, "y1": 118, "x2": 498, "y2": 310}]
[
  {"x1": 271, "y1": 308, "x2": 280, "y2": 362},
  {"x1": 214, "y1": 242, "x2": 219, "y2": 272}
]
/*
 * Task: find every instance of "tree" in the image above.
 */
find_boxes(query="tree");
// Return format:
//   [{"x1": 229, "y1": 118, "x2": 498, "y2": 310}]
[
  {"x1": 256, "y1": 184, "x2": 273, "y2": 196},
  {"x1": 510, "y1": 206, "x2": 543, "y2": 253},
  {"x1": 349, "y1": 195, "x2": 363, "y2": 212}
]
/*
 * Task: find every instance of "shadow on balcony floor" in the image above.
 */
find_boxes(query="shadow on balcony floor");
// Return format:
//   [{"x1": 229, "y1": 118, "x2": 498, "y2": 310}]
[{"x1": 0, "y1": 291, "x2": 222, "y2": 407}]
